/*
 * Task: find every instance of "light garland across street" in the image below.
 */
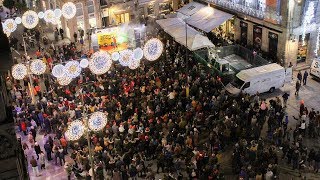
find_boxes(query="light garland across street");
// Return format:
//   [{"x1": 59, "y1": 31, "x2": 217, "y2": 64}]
[{"x1": 2, "y1": 2, "x2": 77, "y2": 33}]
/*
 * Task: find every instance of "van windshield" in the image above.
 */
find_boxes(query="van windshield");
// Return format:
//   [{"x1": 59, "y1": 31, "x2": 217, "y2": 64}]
[{"x1": 231, "y1": 77, "x2": 244, "y2": 89}]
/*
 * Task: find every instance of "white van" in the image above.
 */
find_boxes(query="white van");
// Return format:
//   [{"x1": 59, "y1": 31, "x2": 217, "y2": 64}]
[
  {"x1": 310, "y1": 59, "x2": 320, "y2": 79},
  {"x1": 225, "y1": 63, "x2": 292, "y2": 96}
]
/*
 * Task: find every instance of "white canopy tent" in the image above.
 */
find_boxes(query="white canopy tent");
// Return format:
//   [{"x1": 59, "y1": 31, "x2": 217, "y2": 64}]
[
  {"x1": 156, "y1": 18, "x2": 214, "y2": 51},
  {"x1": 186, "y1": 6, "x2": 234, "y2": 33},
  {"x1": 176, "y1": 1, "x2": 206, "y2": 17},
  {"x1": 176, "y1": 34, "x2": 215, "y2": 51}
]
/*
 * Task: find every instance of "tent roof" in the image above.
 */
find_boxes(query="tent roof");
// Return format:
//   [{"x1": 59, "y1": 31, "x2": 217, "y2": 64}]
[
  {"x1": 176, "y1": 1, "x2": 206, "y2": 17},
  {"x1": 156, "y1": 18, "x2": 214, "y2": 51},
  {"x1": 186, "y1": 6, "x2": 233, "y2": 33}
]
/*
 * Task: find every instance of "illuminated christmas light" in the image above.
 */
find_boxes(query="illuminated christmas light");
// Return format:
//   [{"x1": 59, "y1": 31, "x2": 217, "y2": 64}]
[
  {"x1": 38, "y1": 12, "x2": 44, "y2": 19},
  {"x1": 57, "y1": 75, "x2": 73, "y2": 86},
  {"x1": 12, "y1": 64, "x2": 28, "y2": 80},
  {"x1": 22, "y1": 10, "x2": 39, "y2": 29},
  {"x1": 54, "y1": 9, "x2": 62, "y2": 19},
  {"x1": 62, "y1": 2, "x2": 77, "y2": 19},
  {"x1": 89, "y1": 52, "x2": 112, "y2": 75},
  {"x1": 30, "y1": 59, "x2": 46, "y2": 75},
  {"x1": 111, "y1": 52, "x2": 120, "y2": 61},
  {"x1": 44, "y1": 10, "x2": 55, "y2": 23},
  {"x1": 315, "y1": 27, "x2": 320, "y2": 56},
  {"x1": 128, "y1": 59, "x2": 140, "y2": 70},
  {"x1": 119, "y1": 49, "x2": 133, "y2": 66},
  {"x1": 65, "y1": 120, "x2": 85, "y2": 141},
  {"x1": 65, "y1": 61, "x2": 81, "y2": 78},
  {"x1": 143, "y1": 38, "x2": 164, "y2": 61},
  {"x1": 3, "y1": 19, "x2": 17, "y2": 33},
  {"x1": 88, "y1": 112, "x2": 108, "y2": 131},
  {"x1": 80, "y1": 59, "x2": 89, "y2": 68},
  {"x1": 52, "y1": 64, "x2": 66, "y2": 78},
  {"x1": 302, "y1": 2, "x2": 315, "y2": 44},
  {"x1": 133, "y1": 48, "x2": 144, "y2": 61},
  {"x1": 14, "y1": 17, "x2": 22, "y2": 25}
]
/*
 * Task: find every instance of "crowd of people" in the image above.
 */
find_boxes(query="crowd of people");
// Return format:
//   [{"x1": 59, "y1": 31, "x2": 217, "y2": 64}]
[{"x1": 8, "y1": 26, "x2": 320, "y2": 180}]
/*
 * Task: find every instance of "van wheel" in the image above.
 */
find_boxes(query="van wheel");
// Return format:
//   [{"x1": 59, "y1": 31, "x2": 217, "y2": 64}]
[{"x1": 269, "y1": 87, "x2": 275, "y2": 93}]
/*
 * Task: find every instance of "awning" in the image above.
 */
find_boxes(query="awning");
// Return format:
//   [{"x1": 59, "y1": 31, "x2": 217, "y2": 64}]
[
  {"x1": 156, "y1": 18, "x2": 214, "y2": 51},
  {"x1": 186, "y1": 6, "x2": 233, "y2": 33},
  {"x1": 176, "y1": 1, "x2": 206, "y2": 17},
  {"x1": 138, "y1": 0, "x2": 155, "y2": 5}
]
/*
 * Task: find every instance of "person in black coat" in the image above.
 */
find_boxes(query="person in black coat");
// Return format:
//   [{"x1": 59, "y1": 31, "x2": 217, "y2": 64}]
[
  {"x1": 297, "y1": 71, "x2": 302, "y2": 82},
  {"x1": 30, "y1": 126, "x2": 37, "y2": 141},
  {"x1": 44, "y1": 141, "x2": 52, "y2": 161},
  {"x1": 34, "y1": 142, "x2": 41, "y2": 159}
]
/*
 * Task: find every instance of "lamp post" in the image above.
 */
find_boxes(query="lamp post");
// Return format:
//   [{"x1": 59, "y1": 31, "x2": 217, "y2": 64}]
[
  {"x1": 65, "y1": 81, "x2": 108, "y2": 180},
  {"x1": 80, "y1": 82, "x2": 96, "y2": 180}
]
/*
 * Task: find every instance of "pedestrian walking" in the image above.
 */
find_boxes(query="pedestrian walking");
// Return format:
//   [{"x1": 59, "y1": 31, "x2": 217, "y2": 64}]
[
  {"x1": 282, "y1": 92, "x2": 290, "y2": 107},
  {"x1": 73, "y1": 32, "x2": 78, "y2": 42},
  {"x1": 34, "y1": 142, "x2": 41, "y2": 159},
  {"x1": 59, "y1": 28, "x2": 64, "y2": 39},
  {"x1": 58, "y1": 146, "x2": 65, "y2": 166},
  {"x1": 295, "y1": 81, "x2": 301, "y2": 96},
  {"x1": 297, "y1": 71, "x2": 302, "y2": 82},
  {"x1": 303, "y1": 71, "x2": 309, "y2": 85},
  {"x1": 39, "y1": 151, "x2": 46, "y2": 169},
  {"x1": 44, "y1": 141, "x2": 52, "y2": 161},
  {"x1": 30, "y1": 156, "x2": 40, "y2": 177}
]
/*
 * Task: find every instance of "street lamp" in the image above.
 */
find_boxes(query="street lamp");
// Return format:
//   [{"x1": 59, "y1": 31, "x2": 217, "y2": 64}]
[{"x1": 65, "y1": 81, "x2": 108, "y2": 180}]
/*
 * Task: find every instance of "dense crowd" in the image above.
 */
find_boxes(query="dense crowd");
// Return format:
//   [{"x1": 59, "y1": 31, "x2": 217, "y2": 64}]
[{"x1": 8, "y1": 28, "x2": 320, "y2": 180}]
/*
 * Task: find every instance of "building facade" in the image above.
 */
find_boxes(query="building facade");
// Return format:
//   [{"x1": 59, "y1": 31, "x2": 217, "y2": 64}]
[
  {"x1": 200, "y1": 0, "x2": 319, "y2": 67},
  {"x1": 99, "y1": 0, "x2": 180, "y2": 27},
  {"x1": 39, "y1": 0, "x2": 102, "y2": 40}
]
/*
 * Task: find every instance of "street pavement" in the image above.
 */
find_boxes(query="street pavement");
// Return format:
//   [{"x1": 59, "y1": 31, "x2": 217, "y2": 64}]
[{"x1": 220, "y1": 70, "x2": 320, "y2": 179}]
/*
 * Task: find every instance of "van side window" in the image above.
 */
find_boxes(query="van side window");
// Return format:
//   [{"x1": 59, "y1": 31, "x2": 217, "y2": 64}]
[{"x1": 243, "y1": 82, "x2": 250, "y2": 89}]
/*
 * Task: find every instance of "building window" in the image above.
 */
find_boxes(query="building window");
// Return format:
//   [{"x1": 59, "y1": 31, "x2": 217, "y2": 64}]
[
  {"x1": 115, "y1": 13, "x2": 130, "y2": 24},
  {"x1": 88, "y1": 0, "x2": 95, "y2": 14},
  {"x1": 76, "y1": 3, "x2": 83, "y2": 17}
]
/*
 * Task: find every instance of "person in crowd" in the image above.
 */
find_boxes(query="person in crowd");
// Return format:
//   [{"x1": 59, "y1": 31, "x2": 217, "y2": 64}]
[
  {"x1": 303, "y1": 71, "x2": 309, "y2": 85},
  {"x1": 30, "y1": 156, "x2": 40, "y2": 177},
  {"x1": 11, "y1": 29, "x2": 319, "y2": 180}
]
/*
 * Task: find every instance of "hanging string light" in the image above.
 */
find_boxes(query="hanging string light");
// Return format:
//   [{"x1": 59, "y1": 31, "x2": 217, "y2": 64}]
[
  {"x1": 22, "y1": 10, "x2": 39, "y2": 29},
  {"x1": 315, "y1": 27, "x2": 320, "y2": 57},
  {"x1": 30, "y1": 59, "x2": 47, "y2": 75},
  {"x1": 88, "y1": 112, "x2": 108, "y2": 131},
  {"x1": 12, "y1": 64, "x2": 28, "y2": 80},
  {"x1": 143, "y1": 38, "x2": 164, "y2": 61},
  {"x1": 62, "y1": 2, "x2": 77, "y2": 19},
  {"x1": 89, "y1": 52, "x2": 112, "y2": 75},
  {"x1": 302, "y1": 1, "x2": 315, "y2": 45},
  {"x1": 65, "y1": 61, "x2": 82, "y2": 78}
]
